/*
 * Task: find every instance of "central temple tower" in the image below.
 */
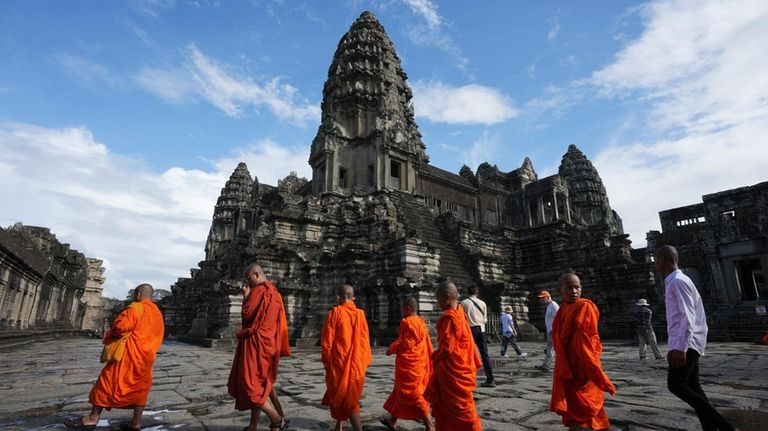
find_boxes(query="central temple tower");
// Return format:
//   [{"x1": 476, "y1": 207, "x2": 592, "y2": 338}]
[{"x1": 309, "y1": 11, "x2": 427, "y2": 195}]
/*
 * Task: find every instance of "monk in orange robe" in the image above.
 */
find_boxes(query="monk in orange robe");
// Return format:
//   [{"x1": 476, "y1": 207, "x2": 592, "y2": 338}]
[
  {"x1": 321, "y1": 284, "x2": 372, "y2": 431},
  {"x1": 381, "y1": 296, "x2": 435, "y2": 431},
  {"x1": 424, "y1": 280, "x2": 483, "y2": 431},
  {"x1": 228, "y1": 263, "x2": 290, "y2": 431},
  {"x1": 64, "y1": 284, "x2": 164, "y2": 431},
  {"x1": 550, "y1": 273, "x2": 616, "y2": 431}
]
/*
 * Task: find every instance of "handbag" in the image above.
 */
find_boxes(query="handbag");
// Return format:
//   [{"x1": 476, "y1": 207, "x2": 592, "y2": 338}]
[{"x1": 100, "y1": 302, "x2": 145, "y2": 363}]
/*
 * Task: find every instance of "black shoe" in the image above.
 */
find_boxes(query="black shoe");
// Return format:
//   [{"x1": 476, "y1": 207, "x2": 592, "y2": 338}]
[{"x1": 481, "y1": 380, "x2": 496, "y2": 387}]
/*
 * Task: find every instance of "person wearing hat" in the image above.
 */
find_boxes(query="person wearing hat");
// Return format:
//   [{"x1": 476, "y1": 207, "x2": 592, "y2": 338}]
[
  {"x1": 536, "y1": 290, "x2": 559, "y2": 372},
  {"x1": 633, "y1": 298, "x2": 663, "y2": 360},
  {"x1": 500, "y1": 306, "x2": 528, "y2": 358}
]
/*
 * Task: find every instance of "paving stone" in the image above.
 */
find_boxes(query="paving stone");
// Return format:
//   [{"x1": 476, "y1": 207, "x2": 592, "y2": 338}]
[{"x1": 1, "y1": 337, "x2": 767, "y2": 431}]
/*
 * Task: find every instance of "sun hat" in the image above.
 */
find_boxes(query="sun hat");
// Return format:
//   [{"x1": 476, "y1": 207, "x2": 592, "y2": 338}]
[
  {"x1": 504, "y1": 305, "x2": 512, "y2": 312},
  {"x1": 636, "y1": 299, "x2": 649, "y2": 306}
]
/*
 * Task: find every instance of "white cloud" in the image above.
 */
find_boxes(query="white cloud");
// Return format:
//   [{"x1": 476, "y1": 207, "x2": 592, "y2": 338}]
[
  {"x1": 463, "y1": 131, "x2": 500, "y2": 169},
  {"x1": 402, "y1": 0, "x2": 441, "y2": 29},
  {"x1": 547, "y1": 22, "x2": 560, "y2": 41},
  {"x1": 135, "y1": 44, "x2": 320, "y2": 125},
  {"x1": 411, "y1": 81, "x2": 518, "y2": 125},
  {"x1": 589, "y1": 0, "x2": 768, "y2": 246},
  {"x1": 0, "y1": 121, "x2": 309, "y2": 299},
  {"x1": 130, "y1": 0, "x2": 176, "y2": 17},
  {"x1": 57, "y1": 54, "x2": 120, "y2": 90},
  {"x1": 399, "y1": 0, "x2": 469, "y2": 74}
]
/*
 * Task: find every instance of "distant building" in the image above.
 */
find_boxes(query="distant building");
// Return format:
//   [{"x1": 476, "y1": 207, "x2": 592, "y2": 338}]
[
  {"x1": 0, "y1": 223, "x2": 109, "y2": 331},
  {"x1": 647, "y1": 181, "x2": 768, "y2": 340}
]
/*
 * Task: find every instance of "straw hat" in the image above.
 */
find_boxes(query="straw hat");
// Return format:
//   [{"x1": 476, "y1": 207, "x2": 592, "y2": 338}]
[
  {"x1": 635, "y1": 299, "x2": 649, "y2": 306},
  {"x1": 504, "y1": 305, "x2": 512, "y2": 313}
]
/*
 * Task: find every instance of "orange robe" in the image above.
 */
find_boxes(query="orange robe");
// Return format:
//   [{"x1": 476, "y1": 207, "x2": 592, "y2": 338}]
[
  {"x1": 89, "y1": 299, "x2": 164, "y2": 408},
  {"x1": 228, "y1": 281, "x2": 290, "y2": 410},
  {"x1": 383, "y1": 314, "x2": 434, "y2": 420},
  {"x1": 424, "y1": 306, "x2": 482, "y2": 431},
  {"x1": 321, "y1": 300, "x2": 372, "y2": 421},
  {"x1": 550, "y1": 298, "x2": 616, "y2": 430}
]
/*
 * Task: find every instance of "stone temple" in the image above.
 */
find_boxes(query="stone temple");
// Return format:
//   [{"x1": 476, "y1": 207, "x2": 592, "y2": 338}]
[{"x1": 163, "y1": 11, "x2": 661, "y2": 344}]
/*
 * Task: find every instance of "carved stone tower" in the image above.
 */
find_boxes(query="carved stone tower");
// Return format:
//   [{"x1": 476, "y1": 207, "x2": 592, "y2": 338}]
[
  {"x1": 558, "y1": 145, "x2": 621, "y2": 233},
  {"x1": 205, "y1": 162, "x2": 253, "y2": 261},
  {"x1": 309, "y1": 11, "x2": 427, "y2": 195}
]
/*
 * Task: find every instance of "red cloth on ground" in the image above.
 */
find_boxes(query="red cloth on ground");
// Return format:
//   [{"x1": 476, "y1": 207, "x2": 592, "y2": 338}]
[
  {"x1": 227, "y1": 281, "x2": 290, "y2": 410},
  {"x1": 321, "y1": 300, "x2": 372, "y2": 421},
  {"x1": 383, "y1": 314, "x2": 434, "y2": 420},
  {"x1": 89, "y1": 299, "x2": 164, "y2": 408},
  {"x1": 424, "y1": 306, "x2": 482, "y2": 431},
  {"x1": 550, "y1": 298, "x2": 616, "y2": 430}
]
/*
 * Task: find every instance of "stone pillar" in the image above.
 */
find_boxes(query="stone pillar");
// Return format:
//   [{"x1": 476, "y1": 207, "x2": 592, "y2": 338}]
[
  {"x1": 537, "y1": 196, "x2": 545, "y2": 225},
  {"x1": 553, "y1": 193, "x2": 560, "y2": 220},
  {"x1": 565, "y1": 197, "x2": 572, "y2": 223}
]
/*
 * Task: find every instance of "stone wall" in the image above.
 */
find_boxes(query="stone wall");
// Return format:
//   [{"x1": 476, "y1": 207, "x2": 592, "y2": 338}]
[{"x1": 0, "y1": 223, "x2": 107, "y2": 331}]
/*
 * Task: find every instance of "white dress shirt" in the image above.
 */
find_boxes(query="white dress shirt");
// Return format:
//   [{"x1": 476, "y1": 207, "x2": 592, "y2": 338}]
[
  {"x1": 545, "y1": 301, "x2": 559, "y2": 333},
  {"x1": 665, "y1": 269, "x2": 708, "y2": 355},
  {"x1": 461, "y1": 296, "x2": 487, "y2": 332}
]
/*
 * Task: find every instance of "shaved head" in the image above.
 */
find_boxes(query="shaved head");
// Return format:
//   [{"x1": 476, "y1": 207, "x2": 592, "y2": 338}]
[
  {"x1": 558, "y1": 273, "x2": 580, "y2": 288},
  {"x1": 654, "y1": 245, "x2": 678, "y2": 265},
  {"x1": 401, "y1": 295, "x2": 418, "y2": 311},
  {"x1": 436, "y1": 280, "x2": 458, "y2": 300},
  {"x1": 243, "y1": 263, "x2": 265, "y2": 278},
  {"x1": 337, "y1": 283, "x2": 355, "y2": 300},
  {"x1": 134, "y1": 283, "x2": 153, "y2": 301}
]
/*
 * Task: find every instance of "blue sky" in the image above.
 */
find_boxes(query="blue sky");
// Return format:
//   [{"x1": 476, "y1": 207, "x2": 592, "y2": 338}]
[{"x1": 1, "y1": 0, "x2": 766, "y2": 298}]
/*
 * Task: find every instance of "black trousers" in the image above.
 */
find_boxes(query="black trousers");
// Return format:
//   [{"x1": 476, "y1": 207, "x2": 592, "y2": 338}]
[
  {"x1": 470, "y1": 326, "x2": 494, "y2": 382},
  {"x1": 667, "y1": 349, "x2": 733, "y2": 431}
]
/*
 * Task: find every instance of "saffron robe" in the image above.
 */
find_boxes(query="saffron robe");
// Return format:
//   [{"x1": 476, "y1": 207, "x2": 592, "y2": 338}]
[
  {"x1": 89, "y1": 299, "x2": 164, "y2": 408},
  {"x1": 550, "y1": 298, "x2": 616, "y2": 430},
  {"x1": 383, "y1": 315, "x2": 434, "y2": 420},
  {"x1": 424, "y1": 306, "x2": 482, "y2": 431},
  {"x1": 228, "y1": 281, "x2": 290, "y2": 410},
  {"x1": 321, "y1": 300, "x2": 372, "y2": 421}
]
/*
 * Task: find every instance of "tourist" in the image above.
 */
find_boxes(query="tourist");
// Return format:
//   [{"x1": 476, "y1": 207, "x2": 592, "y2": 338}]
[
  {"x1": 634, "y1": 298, "x2": 663, "y2": 360},
  {"x1": 64, "y1": 284, "x2": 164, "y2": 431},
  {"x1": 655, "y1": 245, "x2": 737, "y2": 431},
  {"x1": 424, "y1": 280, "x2": 483, "y2": 431},
  {"x1": 550, "y1": 273, "x2": 616, "y2": 431},
  {"x1": 227, "y1": 264, "x2": 290, "y2": 431},
  {"x1": 321, "y1": 284, "x2": 372, "y2": 431},
  {"x1": 380, "y1": 296, "x2": 435, "y2": 431},
  {"x1": 500, "y1": 305, "x2": 528, "y2": 358},
  {"x1": 535, "y1": 290, "x2": 559, "y2": 372},
  {"x1": 460, "y1": 285, "x2": 495, "y2": 387}
]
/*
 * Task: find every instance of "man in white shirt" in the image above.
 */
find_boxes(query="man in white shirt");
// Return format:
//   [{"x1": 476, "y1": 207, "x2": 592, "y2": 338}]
[
  {"x1": 655, "y1": 245, "x2": 736, "y2": 431},
  {"x1": 536, "y1": 290, "x2": 559, "y2": 372},
  {"x1": 460, "y1": 285, "x2": 495, "y2": 387}
]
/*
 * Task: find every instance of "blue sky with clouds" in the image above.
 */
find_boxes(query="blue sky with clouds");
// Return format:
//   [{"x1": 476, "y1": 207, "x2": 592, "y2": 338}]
[{"x1": 1, "y1": 0, "x2": 766, "y2": 298}]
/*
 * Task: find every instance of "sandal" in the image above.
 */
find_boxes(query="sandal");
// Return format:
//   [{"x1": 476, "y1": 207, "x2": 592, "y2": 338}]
[
  {"x1": 63, "y1": 417, "x2": 97, "y2": 431},
  {"x1": 269, "y1": 417, "x2": 289, "y2": 431},
  {"x1": 119, "y1": 421, "x2": 141, "y2": 431},
  {"x1": 379, "y1": 418, "x2": 397, "y2": 431}
]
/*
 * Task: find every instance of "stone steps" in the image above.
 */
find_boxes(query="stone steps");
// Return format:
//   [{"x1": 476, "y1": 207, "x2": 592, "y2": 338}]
[{"x1": 389, "y1": 191, "x2": 476, "y2": 287}]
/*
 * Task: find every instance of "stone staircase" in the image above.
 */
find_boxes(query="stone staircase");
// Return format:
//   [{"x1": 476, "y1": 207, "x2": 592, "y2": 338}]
[{"x1": 388, "y1": 191, "x2": 477, "y2": 288}]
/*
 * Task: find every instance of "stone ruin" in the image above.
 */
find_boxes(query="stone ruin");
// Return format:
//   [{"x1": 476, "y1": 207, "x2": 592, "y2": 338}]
[
  {"x1": 164, "y1": 11, "x2": 659, "y2": 345},
  {"x1": 0, "y1": 223, "x2": 111, "y2": 332},
  {"x1": 646, "y1": 181, "x2": 768, "y2": 341}
]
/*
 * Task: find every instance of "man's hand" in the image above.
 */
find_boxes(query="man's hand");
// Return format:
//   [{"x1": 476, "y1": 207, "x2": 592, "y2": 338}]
[
  {"x1": 385, "y1": 349, "x2": 393, "y2": 356},
  {"x1": 241, "y1": 284, "x2": 252, "y2": 298},
  {"x1": 668, "y1": 349, "x2": 686, "y2": 368}
]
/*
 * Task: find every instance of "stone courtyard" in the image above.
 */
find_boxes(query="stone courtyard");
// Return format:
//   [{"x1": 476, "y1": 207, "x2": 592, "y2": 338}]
[{"x1": 1, "y1": 336, "x2": 766, "y2": 431}]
